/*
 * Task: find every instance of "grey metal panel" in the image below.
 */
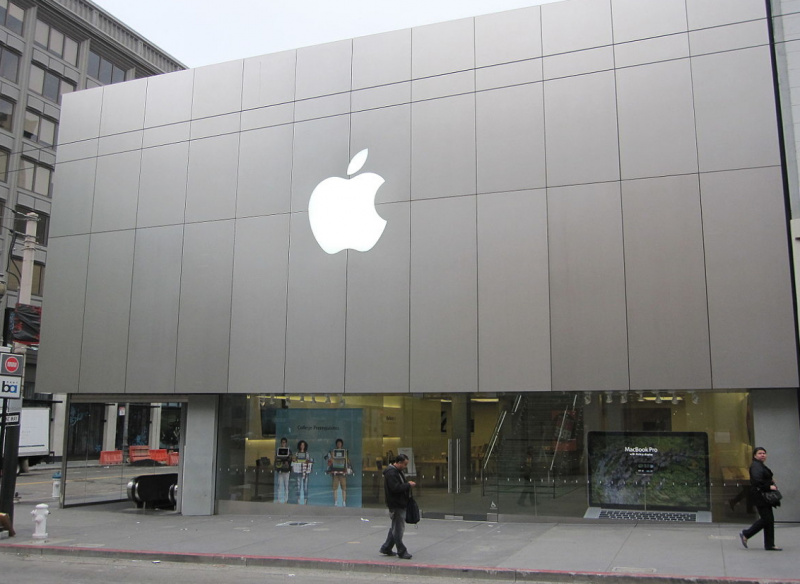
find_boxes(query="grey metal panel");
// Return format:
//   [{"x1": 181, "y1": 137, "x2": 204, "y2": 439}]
[
  {"x1": 126, "y1": 225, "x2": 183, "y2": 394},
  {"x1": 191, "y1": 60, "x2": 244, "y2": 120},
  {"x1": 50, "y1": 157, "x2": 96, "y2": 237},
  {"x1": 291, "y1": 115, "x2": 351, "y2": 212},
  {"x1": 475, "y1": 6, "x2": 542, "y2": 68},
  {"x1": 242, "y1": 50, "x2": 296, "y2": 109},
  {"x1": 614, "y1": 34, "x2": 689, "y2": 69},
  {"x1": 549, "y1": 182, "x2": 628, "y2": 391},
  {"x1": 176, "y1": 220, "x2": 235, "y2": 394},
  {"x1": 58, "y1": 88, "x2": 102, "y2": 144},
  {"x1": 617, "y1": 59, "x2": 698, "y2": 180},
  {"x1": 543, "y1": 46, "x2": 614, "y2": 80},
  {"x1": 541, "y1": 0, "x2": 613, "y2": 55},
  {"x1": 689, "y1": 20, "x2": 769, "y2": 56},
  {"x1": 411, "y1": 70, "x2": 474, "y2": 102},
  {"x1": 240, "y1": 103, "x2": 293, "y2": 131},
  {"x1": 544, "y1": 71, "x2": 619, "y2": 186},
  {"x1": 411, "y1": 94, "x2": 476, "y2": 199},
  {"x1": 611, "y1": 0, "x2": 688, "y2": 43},
  {"x1": 98, "y1": 131, "x2": 143, "y2": 156},
  {"x1": 144, "y1": 68, "x2": 194, "y2": 128},
  {"x1": 410, "y1": 196, "x2": 478, "y2": 393},
  {"x1": 692, "y1": 47, "x2": 781, "y2": 172},
  {"x1": 99, "y1": 78, "x2": 146, "y2": 136},
  {"x1": 345, "y1": 202, "x2": 410, "y2": 394},
  {"x1": 351, "y1": 82, "x2": 411, "y2": 112},
  {"x1": 237, "y1": 124, "x2": 293, "y2": 218},
  {"x1": 478, "y1": 190, "x2": 550, "y2": 392},
  {"x1": 79, "y1": 230, "x2": 135, "y2": 393},
  {"x1": 229, "y1": 215, "x2": 290, "y2": 394},
  {"x1": 351, "y1": 104, "x2": 410, "y2": 204},
  {"x1": 91, "y1": 151, "x2": 140, "y2": 233},
  {"x1": 476, "y1": 83, "x2": 545, "y2": 193},
  {"x1": 185, "y1": 133, "x2": 240, "y2": 223},
  {"x1": 476, "y1": 60, "x2": 542, "y2": 92},
  {"x1": 294, "y1": 93, "x2": 350, "y2": 122},
  {"x1": 622, "y1": 175, "x2": 711, "y2": 390},
  {"x1": 701, "y1": 168, "x2": 798, "y2": 388},
  {"x1": 36, "y1": 234, "x2": 89, "y2": 394},
  {"x1": 412, "y1": 18, "x2": 474, "y2": 79},
  {"x1": 296, "y1": 39, "x2": 352, "y2": 100},
  {"x1": 190, "y1": 112, "x2": 240, "y2": 140},
  {"x1": 53, "y1": 138, "x2": 97, "y2": 163},
  {"x1": 686, "y1": 0, "x2": 766, "y2": 29},
  {"x1": 142, "y1": 122, "x2": 190, "y2": 149},
  {"x1": 352, "y1": 29, "x2": 411, "y2": 90},
  {"x1": 284, "y1": 211, "x2": 346, "y2": 394},
  {"x1": 137, "y1": 141, "x2": 189, "y2": 228}
]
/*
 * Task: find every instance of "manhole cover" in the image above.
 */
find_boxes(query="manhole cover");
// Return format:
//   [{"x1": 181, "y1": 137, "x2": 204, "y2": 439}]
[{"x1": 612, "y1": 567, "x2": 658, "y2": 574}]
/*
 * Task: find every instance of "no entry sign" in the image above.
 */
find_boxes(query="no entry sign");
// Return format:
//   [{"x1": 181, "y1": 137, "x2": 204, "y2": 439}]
[{"x1": 1, "y1": 353, "x2": 24, "y2": 376}]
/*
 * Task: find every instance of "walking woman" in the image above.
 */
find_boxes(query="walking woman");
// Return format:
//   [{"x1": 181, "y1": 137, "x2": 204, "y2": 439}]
[{"x1": 740, "y1": 447, "x2": 781, "y2": 551}]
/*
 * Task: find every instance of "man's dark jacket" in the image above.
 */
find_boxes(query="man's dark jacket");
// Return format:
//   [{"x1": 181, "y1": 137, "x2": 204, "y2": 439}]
[{"x1": 383, "y1": 464, "x2": 411, "y2": 509}]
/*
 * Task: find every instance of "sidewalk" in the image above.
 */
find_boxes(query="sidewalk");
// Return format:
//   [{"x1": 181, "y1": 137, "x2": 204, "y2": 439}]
[{"x1": 0, "y1": 500, "x2": 797, "y2": 583}]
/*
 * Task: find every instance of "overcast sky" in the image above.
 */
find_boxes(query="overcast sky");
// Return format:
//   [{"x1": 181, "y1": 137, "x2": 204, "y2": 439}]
[{"x1": 90, "y1": 0, "x2": 559, "y2": 68}]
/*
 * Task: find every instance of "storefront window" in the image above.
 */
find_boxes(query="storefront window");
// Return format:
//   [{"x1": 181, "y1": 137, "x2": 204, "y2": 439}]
[{"x1": 216, "y1": 391, "x2": 753, "y2": 523}]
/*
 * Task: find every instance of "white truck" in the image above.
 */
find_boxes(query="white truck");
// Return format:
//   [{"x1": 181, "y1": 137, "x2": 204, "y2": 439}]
[{"x1": 18, "y1": 407, "x2": 51, "y2": 472}]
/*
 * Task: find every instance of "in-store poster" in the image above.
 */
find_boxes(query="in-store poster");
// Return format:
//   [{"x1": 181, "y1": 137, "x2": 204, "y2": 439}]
[{"x1": 274, "y1": 408, "x2": 363, "y2": 507}]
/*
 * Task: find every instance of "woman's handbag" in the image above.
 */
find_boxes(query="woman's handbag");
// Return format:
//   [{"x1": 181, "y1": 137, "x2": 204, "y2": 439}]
[
  {"x1": 405, "y1": 496, "x2": 421, "y2": 524},
  {"x1": 763, "y1": 489, "x2": 782, "y2": 506}
]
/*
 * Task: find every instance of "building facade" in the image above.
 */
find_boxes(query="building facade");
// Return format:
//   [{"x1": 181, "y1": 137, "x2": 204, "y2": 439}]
[
  {"x1": 0, "y1": 0, "x2": 184, "y2": 462},
  {"x1": 38, "y1": 0, "x2": 800, "y2": 522}
]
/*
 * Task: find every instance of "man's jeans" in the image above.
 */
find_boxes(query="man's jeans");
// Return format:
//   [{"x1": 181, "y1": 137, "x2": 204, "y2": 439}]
[{"x1": 381, "y1": 508, "x2": 407, "y2": 554}]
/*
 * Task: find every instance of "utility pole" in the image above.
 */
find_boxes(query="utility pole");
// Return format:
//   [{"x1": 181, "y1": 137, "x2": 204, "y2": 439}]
[{"x1": 0, "y1": 212, "x2": 38, "y2": 522}]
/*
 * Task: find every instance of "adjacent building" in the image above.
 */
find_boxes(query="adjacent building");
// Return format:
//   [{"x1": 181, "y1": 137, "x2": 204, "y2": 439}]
[
  {"x1": 0, "y1": 0, "x2": 183, "y2": 460},
  {"x1": 38, "y1": 0, "x2": 800, "y2": 523}
]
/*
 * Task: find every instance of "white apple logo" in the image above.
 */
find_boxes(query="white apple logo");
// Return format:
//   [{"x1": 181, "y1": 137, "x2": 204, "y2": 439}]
[{"x1": 308, "y1": 149, "x2": 386, "y2": 254}]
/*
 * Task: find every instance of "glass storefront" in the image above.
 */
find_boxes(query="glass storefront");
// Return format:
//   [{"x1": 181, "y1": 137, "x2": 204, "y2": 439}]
[
  {"x1": 63, "y1": 401, "x2": 183, "y2": 506},
  {"x1": 216, "y1": 390, "x2": 754, "y2": 522}
]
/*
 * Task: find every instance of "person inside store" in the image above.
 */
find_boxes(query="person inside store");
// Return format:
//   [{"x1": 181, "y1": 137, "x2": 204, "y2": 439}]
[
  {"x1": 326, "y1": 438, "x2": 350, "y2": 507},
  {"x1": 293, "y1": 440, "x2": 313, "y2": 505},
  {"x1": 380, "y1": 453, "x2": 415, "y2": 560},
  {"x1": 740, "y1": 446, "x2": 782, "y2": 551},
  {"x1": 275, "y1": 437, "x2": 292, "y2": 504}
]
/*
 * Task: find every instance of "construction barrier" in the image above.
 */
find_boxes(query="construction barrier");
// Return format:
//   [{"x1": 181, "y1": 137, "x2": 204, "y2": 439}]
[{"x1": 99, "y1": 450, "x2": 123, "y2": 465}]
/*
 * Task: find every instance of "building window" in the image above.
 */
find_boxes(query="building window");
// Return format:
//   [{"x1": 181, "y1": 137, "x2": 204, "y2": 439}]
[
  {"x1": 0, "y1": 96, "x2": 13, "y2": 132},
  {"x1": 23, "y1": 110, "x2": 56, "y2": 147},
  {"x1": 0, "y1": 149, "x2": 8, "y2": 182},
  {"x1": 0, "y1": 0, "x2": 23, "y2": 35},
  {"x1": 28, "y1": 64, "x2": 75, "y2": 103},
  {"x1": 13, "y1": 207, "x2": 48, "y2": 245},
  {"x1": 0, "y1": 45, "x2": 19, "y2": 83},
  {"x1": 34, "y1": 20, "x2": 79, "y2": 66},
  {"x1": 17, "y1": 158, "x2": 52, "y2": 196},
  {"x1": 7, "y1": 261, "x2": 44, "y2": 296},
  {"x1": 87, "y1": 50, "x2": 126, "y2": 85}
]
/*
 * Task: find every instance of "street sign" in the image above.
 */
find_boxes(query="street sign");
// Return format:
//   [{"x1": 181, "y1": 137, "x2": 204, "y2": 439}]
[
  {"x1": 1, "y1": 353, "x2": 24, "y2": 376},
  {"x1": 2, "y1": 413, "x2": 19, "y2": 424},
  {"x1": 0, "y1": 375, "x2": 21, "y2": 398}
]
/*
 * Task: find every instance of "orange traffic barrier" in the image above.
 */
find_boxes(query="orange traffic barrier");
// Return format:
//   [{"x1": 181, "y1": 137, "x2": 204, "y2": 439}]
[
  {"x1": 99, "y1": 450, "x2": 122, "y2": 465},
  {"x1": 149, "y1": 449, "x2": 169, "y2": 464},
  {"x1": 168, "y1": 451, "x2": 180, "y2": 466}
]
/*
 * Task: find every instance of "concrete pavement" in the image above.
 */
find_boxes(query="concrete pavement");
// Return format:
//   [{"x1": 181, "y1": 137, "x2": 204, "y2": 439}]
[{"x1": 0, "y1": 500, "x2": 798, "y2": 583}]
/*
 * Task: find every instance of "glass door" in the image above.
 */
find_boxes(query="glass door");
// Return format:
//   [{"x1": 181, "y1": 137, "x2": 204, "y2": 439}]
[{"x1": 411, "y1": 394, "x2": 498, "y2": 520}]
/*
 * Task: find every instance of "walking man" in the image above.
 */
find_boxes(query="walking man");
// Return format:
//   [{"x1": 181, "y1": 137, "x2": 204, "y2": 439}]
[{"x1": 380, "y1": 453, "x2": 415, "y2": 560}]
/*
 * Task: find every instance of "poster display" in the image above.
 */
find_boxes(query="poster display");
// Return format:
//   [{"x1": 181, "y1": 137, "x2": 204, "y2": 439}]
[
  {"x1": 587, "y1": 431, "x2": 710, "y2": 511},
  {"x1": 274, "y1": 408, "x2": 363, "y2": 507}
]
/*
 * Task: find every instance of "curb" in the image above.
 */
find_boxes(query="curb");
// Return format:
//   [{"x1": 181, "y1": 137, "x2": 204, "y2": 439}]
[{"x1": 0, "y1": 543, "x2": 797, "y2": 584}]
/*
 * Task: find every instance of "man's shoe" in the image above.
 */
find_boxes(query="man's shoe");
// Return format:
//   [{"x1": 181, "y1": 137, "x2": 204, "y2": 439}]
[
  {"x1": 379, "y1": 548, "x2": 396, "y2": 556},
  {"x1": 398, "y1": 552, "x2": 412, "y2": 560},
  {"x1": 739, "y1": 532, "x2": 748, "y2": 549},
  {"x1": 766, "y1": 547, "x2": 783, "y2": 551}
]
